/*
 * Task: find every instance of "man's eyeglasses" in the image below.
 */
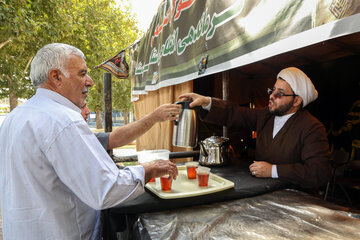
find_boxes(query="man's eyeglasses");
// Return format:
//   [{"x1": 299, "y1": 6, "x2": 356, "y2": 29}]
[{"x1": 267, "y1": 88, "x2": 297, "y2": 99}]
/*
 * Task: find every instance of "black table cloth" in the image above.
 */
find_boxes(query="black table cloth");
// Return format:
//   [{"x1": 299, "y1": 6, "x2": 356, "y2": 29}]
[{"x1": 102, "y1": 160, "x2": 289, "y2": 239}]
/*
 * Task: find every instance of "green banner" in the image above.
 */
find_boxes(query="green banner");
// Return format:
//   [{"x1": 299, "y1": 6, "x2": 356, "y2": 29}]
[{"x1": 129, "y1": 0, "x2": 360, "y2": 95}]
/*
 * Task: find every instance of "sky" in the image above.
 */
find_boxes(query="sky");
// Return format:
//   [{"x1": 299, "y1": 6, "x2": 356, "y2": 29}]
[{"x1": 126, "y1": 0, "x2": 162, "y2": 32}]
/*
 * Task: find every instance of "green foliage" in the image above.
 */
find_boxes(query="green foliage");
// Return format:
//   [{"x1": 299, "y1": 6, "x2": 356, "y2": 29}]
[
  {"x1": 112, "y1": 77, "x2": 133, "y2": 113},
  {"x1": 0, "y1": 106, "x2": 10, "y2": 113},
  {"x1": 0, "y1": 0, "x2": 140, "y2": 112}
]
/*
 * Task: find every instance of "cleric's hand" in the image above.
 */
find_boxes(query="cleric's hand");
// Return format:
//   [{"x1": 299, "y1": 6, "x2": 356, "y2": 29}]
[
  {"x1": 178, "y1": 93, "x2": 210, "y2": 108},
  {"x1": 249, "y1": 161, "x2": 272, "y2": 178}
]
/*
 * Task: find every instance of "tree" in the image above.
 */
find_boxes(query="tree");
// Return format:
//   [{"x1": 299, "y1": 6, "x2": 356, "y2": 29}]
[
  {"x1": 0, "y1": 0, "x2": 140, "y2": 120},
  {"x1": 70, "y1": 0, "x2": 140, "y2": 128},
  {"x1": 112, "y1": 77, "x2": 133, "y2": 124},
  {"x1": 0, "y1": 0, "x2": 74, "y2": 110}
]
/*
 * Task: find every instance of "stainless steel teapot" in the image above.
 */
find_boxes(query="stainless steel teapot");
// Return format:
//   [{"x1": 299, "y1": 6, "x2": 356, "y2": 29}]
[{"x1": 199, "y1": 135, "x2": 230, "y2": 166}]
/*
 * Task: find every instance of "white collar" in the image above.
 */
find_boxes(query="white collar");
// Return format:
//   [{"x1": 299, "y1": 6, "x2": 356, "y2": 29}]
[
  {"x1": 36, "y1": 88, "x2": 81, "y2": 113},
  {"x1": 273, "y1": 112, "x2": 296, "y2": 138},
  {"x1": 274, "y1": 112, "x2": 296, "y2": 122}
]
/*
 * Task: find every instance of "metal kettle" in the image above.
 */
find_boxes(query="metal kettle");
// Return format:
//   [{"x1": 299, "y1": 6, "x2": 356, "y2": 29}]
[
  {"x1": 172, "y1": 101, "x2": 197, "y2": 148},
  {"x1": 199, "y1": 135, "x2": 230, "y2": 166}
]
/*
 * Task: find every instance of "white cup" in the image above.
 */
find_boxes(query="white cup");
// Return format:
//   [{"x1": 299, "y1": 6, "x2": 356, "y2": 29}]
[
  {"x1": 152, "y1": 149, "x2": 170, "y2": 160},
  {"x1": 137, "y1": 149, "x2": 170, "y2": 163}
]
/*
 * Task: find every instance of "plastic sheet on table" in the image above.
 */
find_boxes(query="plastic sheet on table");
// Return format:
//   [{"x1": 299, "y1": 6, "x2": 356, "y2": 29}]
[{"x1": 139, "y1": 189, "x2": 360, "y2": 240}]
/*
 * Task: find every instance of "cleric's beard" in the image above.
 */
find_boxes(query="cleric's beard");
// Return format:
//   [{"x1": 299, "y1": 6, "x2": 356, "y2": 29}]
[{"x1": 268, "y1": 98, "x2": 294, "y2": 116}]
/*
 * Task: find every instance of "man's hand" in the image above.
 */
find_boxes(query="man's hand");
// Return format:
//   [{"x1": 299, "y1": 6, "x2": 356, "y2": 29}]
[
  {"x1": 178, "y1": 93, "x2": 210, "y2": 108},
  {"x1": 249, "y1": 161, "x2": 272, "y2": 178},
  {"x1": 141, "y1": 160, "x2": 178, "y2": 183},
  {"x1": 149, "y1": 103, "x2": 181, "y2": 122}
]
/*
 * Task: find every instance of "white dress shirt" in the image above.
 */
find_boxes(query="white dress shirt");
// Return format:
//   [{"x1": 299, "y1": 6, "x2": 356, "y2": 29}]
[{"x1": 0, "y1": 88, "x2": 145, "y2": 240}]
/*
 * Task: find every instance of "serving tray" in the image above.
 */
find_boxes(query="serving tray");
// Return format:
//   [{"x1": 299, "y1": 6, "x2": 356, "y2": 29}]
[{"x1": 145, "y1": 165, "x2": 234, "y2": 199}]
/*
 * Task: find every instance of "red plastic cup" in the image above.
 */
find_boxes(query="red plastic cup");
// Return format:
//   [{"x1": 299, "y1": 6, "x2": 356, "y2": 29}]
[
  {"x1": 160, "y1": 175, "x2": 172, "y2": 191},
  {"x1": 196, "y1": 167, "x2": 210, "y2": 187},
  {"x1": 185, "y1": 161, "x2": 199, "y2": 179}
]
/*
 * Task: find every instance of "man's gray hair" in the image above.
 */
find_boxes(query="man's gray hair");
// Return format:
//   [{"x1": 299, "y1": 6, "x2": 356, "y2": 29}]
[{"x1": 30, "y1": 43, "x2": 85, "y2": 88}]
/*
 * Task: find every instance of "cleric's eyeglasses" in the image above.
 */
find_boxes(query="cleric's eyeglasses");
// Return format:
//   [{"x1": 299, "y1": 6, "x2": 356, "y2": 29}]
[{"x1": 267, "y1": 88, "x2": 297, "y2": 99}]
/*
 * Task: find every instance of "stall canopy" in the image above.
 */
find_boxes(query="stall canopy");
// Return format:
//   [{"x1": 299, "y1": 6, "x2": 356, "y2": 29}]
[
  {"x1": 129, "y1": 0, "x2": 360, "y2": 96},
  {"x1": 122, "y1": 0, "x2": 360, "y2": 152}
]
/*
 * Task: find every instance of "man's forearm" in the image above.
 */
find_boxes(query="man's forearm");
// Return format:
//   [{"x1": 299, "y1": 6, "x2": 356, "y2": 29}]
[{"x1": 107, "y1": 113, "x2": 157, "y2": 149}]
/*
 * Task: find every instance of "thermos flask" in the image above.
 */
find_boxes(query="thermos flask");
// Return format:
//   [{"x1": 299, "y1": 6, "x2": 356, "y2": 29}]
[{"x1": 172, "y1": 101, "x2": 197, "y2": 148}]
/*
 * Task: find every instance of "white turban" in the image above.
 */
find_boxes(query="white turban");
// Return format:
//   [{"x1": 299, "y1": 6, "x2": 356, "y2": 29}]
[{"x1": 277, "y1": 67, "x2": 318, "y2": 107}]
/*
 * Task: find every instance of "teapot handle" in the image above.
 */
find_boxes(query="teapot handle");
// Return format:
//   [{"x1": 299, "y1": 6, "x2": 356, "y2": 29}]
[{"x1": 199, "y1": 141, "x2": 208, "y2": 157}]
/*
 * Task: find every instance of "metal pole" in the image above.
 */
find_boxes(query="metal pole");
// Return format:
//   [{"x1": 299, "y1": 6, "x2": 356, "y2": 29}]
[
  {"x1": 104, "y1": 73, "x2": 113, "y2": 156},
  {"x1": 222, "y1": 71, "x2": 229, "y2": 137}
]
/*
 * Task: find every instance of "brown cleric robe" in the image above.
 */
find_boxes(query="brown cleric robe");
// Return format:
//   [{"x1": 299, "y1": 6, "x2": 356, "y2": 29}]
[{"x1": 201, "y1": 98, "x2": 332, "y2": 189}]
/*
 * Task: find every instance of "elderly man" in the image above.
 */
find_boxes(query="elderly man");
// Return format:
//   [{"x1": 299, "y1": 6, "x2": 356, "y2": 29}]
[
  {"x1": 179, "y1": 67, "x2": 332, "y2": 189},
  {"x1": 81, "y1": 103, "x2": 179, "y2": 150},
  {"x1": 0, "y1": 43, "x2": 178, "y2": 240}
]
